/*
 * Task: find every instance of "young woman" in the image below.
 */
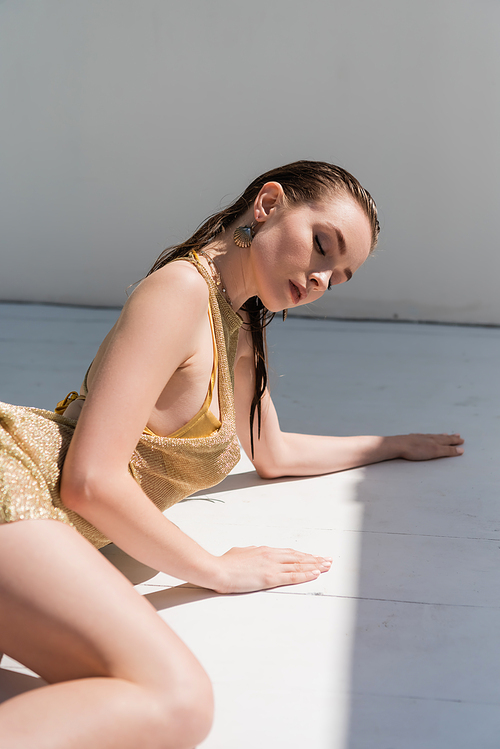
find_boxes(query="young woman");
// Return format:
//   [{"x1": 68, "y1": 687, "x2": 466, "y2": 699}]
[{"x1": 0, "y1": 161, "x2": 463, "y2": 748}]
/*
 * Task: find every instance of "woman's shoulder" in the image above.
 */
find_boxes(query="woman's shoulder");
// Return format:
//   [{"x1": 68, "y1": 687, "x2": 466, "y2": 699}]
[
  {"x1": 127, "y1": 259, "x2": 210, "y2": 316},
  {"x1": 86, "y1": 259, "x2": 211, "y2": 395},
  {"x1": 138, "y1": 258, "x2": 208, "y2": 293}
]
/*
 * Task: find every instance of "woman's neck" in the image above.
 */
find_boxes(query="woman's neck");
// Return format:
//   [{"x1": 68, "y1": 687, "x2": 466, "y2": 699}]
[{"x1": 199, "y1": 219, "x2": 259, "y2": 311}]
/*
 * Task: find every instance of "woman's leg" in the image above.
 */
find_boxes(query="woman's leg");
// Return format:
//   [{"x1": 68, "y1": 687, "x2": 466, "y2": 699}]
[{"x1": 0, "y1": 519, "x2": 213, "y2": 749}]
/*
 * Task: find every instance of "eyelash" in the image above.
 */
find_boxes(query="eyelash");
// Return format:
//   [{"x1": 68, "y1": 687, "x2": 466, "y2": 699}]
[
  {"x1": 315, "y1": 235, "x2": 325, "y2": 256},
  {"x1": 315, "y1": 236, "x2": 332, "y2": 291}
]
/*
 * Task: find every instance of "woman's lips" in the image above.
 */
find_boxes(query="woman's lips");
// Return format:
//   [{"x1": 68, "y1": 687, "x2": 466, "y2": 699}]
[{"x1": 289, "y1": 280, "x2": 304, "y2": 304}]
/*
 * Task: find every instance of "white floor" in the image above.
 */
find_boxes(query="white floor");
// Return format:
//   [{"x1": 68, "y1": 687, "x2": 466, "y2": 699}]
[{"x1": 1, "y1": 302, "x2": 500, "y2": 748}]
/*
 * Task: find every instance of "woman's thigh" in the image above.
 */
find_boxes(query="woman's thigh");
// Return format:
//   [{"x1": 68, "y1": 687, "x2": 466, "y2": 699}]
[{"x1": 0, "y1": 519, "x2": 207, "y2": 693}]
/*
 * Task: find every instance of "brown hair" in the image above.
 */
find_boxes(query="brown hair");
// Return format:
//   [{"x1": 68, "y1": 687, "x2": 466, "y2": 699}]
[{"x1": 148, "y1": 160, "x2": 379, "y2": 455}]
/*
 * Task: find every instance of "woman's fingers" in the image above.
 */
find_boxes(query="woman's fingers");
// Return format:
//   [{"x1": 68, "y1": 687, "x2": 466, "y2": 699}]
[
  {"x1": 433, "y1": 434, "x2": 465, "y2": 456},
  {"x1": 273, "y1": 569, "x2": 322, "y2": 587},
  {"x1": 273, "y1": 548, "x2": 332, "y2": 572},
  {"x1": 271, "y1": 547, "x2": 330, "y2": 562},
  {"x1": 436, "y1": 433, "x2": 464, "y2": 445}
]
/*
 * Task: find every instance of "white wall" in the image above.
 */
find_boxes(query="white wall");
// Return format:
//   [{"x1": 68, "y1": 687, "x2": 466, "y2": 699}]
[{"x1": 1, "y1": 0, "x2": 498, "y2": 324}]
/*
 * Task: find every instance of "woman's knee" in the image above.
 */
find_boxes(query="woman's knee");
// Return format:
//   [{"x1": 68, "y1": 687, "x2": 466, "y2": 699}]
[
  {"x1": 148, "y1": 663, "x2": 214, "y2": 748},
  {"x1": 174, "y1": 670, "x2": 214, "y2": 744}
]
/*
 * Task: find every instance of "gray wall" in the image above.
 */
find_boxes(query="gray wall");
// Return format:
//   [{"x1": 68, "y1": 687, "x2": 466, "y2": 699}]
[{"x1": 1, "y1": 1, "x2": 498, "y2": 323}]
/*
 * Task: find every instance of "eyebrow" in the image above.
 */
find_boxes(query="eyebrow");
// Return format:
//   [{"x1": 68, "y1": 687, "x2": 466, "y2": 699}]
[
  {"x1": 332, "y1": 226, "x2": 352, "y2": 280},
  {"x1": 333, "y1": 226, "x2": 347, "y2": 256},
  {"x1": 325, "y1": 223, "x2": 351, "y2": 280}
]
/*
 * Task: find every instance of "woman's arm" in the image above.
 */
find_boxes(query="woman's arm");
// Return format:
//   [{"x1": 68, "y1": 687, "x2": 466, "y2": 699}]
[
  {"x1": 63, "y1": 461, "x2": 329, "y2": 593},
  {"x1": 61, "y1": 264, "x2": 330, "y2": 593},
  {"x1": 234, "y1": 330, "x2": 464, "y2": 479}
]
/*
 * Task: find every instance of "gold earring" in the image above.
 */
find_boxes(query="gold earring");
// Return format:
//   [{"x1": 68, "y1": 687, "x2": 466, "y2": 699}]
[
  {"x1": 282, "y1": 309, "x2": 288, "y2": 321},
  {"x1": 233, "y1": 221, "x2": 257, "y2": 248}
]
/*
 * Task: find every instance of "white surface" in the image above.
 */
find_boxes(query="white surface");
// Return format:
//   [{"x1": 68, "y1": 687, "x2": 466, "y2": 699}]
[
  {"x1": 1, "y1": 1, "x2": 499, "y2": 323},
  {"x1": 1, "y1": 304, "x2": 500, "y2": 748}
]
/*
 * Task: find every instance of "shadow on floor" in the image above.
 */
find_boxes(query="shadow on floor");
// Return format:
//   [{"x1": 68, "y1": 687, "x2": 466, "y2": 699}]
[
  {"x1": 343, "y1": 454, "x2": 500, "y2": 747},
  {"x1": 187, "y1": 469, "x2": 306, "y2": 498}
]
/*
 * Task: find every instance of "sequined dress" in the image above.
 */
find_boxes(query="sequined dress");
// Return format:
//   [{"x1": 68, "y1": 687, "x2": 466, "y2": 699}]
[{"x1": 0, "y1": 257, "x2": 242, "y2": 548}]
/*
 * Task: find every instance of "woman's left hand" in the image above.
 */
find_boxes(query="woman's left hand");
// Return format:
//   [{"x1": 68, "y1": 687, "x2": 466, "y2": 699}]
[{"x1": 394, "y1": 433, "x2": 464, "y2": 461}]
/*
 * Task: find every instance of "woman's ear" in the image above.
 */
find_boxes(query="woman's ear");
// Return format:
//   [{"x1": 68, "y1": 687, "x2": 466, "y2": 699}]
[{"x1": 254, "y1": 182, "x2": 284, "y2": 223}]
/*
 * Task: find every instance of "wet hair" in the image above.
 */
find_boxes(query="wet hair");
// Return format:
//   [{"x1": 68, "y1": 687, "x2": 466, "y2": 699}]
[{"x1": 148, "y1": 160, "x2": 379, "y2": 456}]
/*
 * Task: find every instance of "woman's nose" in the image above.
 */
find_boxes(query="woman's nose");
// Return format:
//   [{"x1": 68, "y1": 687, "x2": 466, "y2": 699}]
[{"x1": 309, "y1": 270, "x2": 330, "y2": 293}]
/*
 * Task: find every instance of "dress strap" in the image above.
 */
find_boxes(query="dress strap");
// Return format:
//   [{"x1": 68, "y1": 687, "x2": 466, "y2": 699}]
[
  {"x1": 54, "y1": 391, "x2": 85, "y2": 415},
  {"x1": 206, "y1": 302, "x2": 218, "y2": 405}
]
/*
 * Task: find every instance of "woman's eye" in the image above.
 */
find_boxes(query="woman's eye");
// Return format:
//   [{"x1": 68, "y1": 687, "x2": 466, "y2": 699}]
[{"x1": 315, "y1": 235, "x2": 325, "y2": 255}]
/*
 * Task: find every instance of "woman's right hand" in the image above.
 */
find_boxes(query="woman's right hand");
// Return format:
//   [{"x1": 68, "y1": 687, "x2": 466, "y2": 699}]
[{"x1": 212, "y1": 545, "x2": 332, "y2": 594}]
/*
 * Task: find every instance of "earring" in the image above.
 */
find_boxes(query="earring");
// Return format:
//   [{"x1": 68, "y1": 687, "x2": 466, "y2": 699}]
[
  {"x1": 233, "y1": 221, "x2": 257, "y2": 248},
  {"x1": 282, "y1": 309, "x2": 288, "y2": 321}
]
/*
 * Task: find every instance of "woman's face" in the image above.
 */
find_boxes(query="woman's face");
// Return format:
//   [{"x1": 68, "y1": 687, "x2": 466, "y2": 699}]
[{"x1": 250, "y1": 189, "x2": 373, "y2": 313}]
